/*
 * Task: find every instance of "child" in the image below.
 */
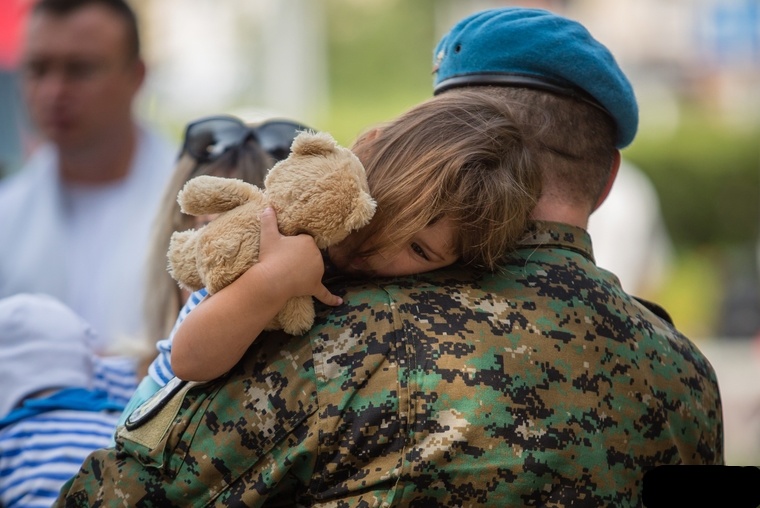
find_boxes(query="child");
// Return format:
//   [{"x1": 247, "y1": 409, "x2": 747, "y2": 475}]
[
  {"x1": 140, "y1": 116, "x2": 312, "y2": 372},
  {"x1": 118, "y1": 116, "x2": 314, "y2": 427},
  {"x1": 121, "y1": 90, "x2": 541, "y2": 419},
  {"x1": 0, "y1": 294, "x2": 124, "y2": 508}
]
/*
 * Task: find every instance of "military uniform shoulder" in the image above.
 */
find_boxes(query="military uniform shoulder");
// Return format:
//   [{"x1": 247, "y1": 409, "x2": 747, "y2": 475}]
[{"x1": 633, "y1": 296, "x2": 674, "y2": 325}]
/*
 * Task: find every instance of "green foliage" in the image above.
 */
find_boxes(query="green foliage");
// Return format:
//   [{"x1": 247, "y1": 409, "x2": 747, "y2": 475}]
[
  {"x1": 625, "y1": 109, "x2": 760, "y2": 251},
  {"x1": 657, "y1": 249, "x2": 723, "y2": 338},
  {"x1": 326, "y1": 0, "x2": 436, "y2": 95},
  {"x1": 319, "y1": 0, "x2": 435, "y2": 145}
]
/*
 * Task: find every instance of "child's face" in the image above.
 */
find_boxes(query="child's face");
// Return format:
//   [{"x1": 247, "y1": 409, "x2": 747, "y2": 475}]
[{"x1": 329, "y1": 219, "x2": 458, "y2": 277}]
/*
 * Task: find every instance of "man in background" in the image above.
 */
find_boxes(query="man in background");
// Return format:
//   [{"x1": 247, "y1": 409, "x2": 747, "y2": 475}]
[{"x1": 0, "y1": 0, "x2": 176, "y2": 351}]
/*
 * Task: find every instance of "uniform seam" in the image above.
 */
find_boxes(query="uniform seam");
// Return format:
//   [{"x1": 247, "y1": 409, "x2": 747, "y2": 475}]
[{"x1": 373, "y1": 284, "x2": 411, "y2": 505}]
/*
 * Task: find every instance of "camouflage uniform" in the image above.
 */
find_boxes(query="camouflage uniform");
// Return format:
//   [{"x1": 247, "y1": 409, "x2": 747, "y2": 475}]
[{"x1": 56, "y1": 221, "x2": 723, "y2": 507}]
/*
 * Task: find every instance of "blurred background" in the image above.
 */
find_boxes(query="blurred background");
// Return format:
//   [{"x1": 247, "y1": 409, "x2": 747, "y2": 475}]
[{"x1": 1, "y1": 0, "x2": 759, "y2": 465}]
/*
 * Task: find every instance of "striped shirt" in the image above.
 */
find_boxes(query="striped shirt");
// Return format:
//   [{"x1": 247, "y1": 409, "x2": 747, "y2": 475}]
[
  {"x1": 0, "y1": 409, "x2": 120, "y2": 508},
  {"x1": 0, "y1": 352, "x2": 137, "y2": 508},
  {"x1": 92, "y1": 355, "x2": 139, "y2": 407},
  {"x1": 148, "y1": 288, "x2": 207, "y2": 386}
]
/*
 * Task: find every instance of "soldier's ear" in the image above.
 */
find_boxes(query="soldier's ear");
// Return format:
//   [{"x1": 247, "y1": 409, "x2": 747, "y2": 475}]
[{"x1": 592, "y1": 150, "x2": 621, "y2": 212}]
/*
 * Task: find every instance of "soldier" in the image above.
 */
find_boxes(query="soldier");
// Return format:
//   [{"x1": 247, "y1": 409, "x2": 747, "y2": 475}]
[{"x1": 55, "y1": 8, "x2": 723, "y2": 508}]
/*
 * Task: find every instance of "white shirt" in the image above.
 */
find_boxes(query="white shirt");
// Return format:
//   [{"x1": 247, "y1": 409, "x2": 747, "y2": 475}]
[
  {"x1": 587, "y1": 160, "x2": 674, "y2": 296},
  {"x1": 0, "y1": 126, "x2": 177, "y2": 351}
]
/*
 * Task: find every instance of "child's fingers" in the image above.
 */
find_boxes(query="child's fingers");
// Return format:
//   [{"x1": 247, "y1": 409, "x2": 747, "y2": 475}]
[
  {"x1": 259, "y1": 207, "x2": 280, "y2": 244},
  {"x1": 313, "y1": 285, "x2": 343, "y2": 307}
]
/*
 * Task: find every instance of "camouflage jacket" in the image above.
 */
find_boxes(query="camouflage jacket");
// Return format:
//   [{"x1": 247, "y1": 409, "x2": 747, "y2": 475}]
[{"x1": 56, "y1": 221, "x2": 723, "y2": 507}]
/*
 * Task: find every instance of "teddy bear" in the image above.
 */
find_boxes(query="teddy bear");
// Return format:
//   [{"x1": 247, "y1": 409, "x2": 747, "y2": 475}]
[{"x1": 167, "y1": 130, "x2": 376, "y2": 335}]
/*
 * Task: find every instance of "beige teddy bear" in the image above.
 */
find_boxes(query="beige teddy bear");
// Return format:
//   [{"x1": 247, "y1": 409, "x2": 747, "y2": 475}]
[{"x1": 167, "y1": 131, "x2": 376, "y2": 335}]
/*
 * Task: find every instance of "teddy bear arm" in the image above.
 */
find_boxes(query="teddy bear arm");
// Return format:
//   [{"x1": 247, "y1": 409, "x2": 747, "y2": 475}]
[{"x1": 179, "y1": 176, "x2": 265, "y2": 216}]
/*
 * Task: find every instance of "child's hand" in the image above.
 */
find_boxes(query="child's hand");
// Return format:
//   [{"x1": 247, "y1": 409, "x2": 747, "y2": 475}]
[
  {"x1": 257, "y1": 207, "x2": 343, "y2": 307},
  {"x1": 170, "y1": 208, "x2": 341, "y2": 382}
]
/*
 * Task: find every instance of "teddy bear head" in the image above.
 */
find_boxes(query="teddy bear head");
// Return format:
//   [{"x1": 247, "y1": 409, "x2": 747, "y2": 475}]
[{"x1": 265, "y1": 131, "x2": 376, "y2": 249}]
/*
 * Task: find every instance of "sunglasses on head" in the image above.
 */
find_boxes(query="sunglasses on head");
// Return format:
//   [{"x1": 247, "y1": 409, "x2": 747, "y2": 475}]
[{"x1": 182, "y1": 115, "x2": 313, "y2": 163}]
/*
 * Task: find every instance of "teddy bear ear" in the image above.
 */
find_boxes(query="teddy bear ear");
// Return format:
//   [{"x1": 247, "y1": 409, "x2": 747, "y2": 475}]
[
  {"x1": 289, "y1": 131, "x2": 339, "y2": 157},
  {"x1": 345, "y1": 192, "x2": 377, "y2": 233}
]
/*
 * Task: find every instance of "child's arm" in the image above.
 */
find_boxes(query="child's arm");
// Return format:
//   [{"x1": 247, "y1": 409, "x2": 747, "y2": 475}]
[{"x1": 170, "y1": 207, "x2": 341, "y2": 381}]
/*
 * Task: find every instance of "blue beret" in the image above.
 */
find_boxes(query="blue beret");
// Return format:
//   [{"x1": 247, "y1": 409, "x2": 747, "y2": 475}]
[{"x1": 433, "y1": 8, "x2": 638, "y2": 148}]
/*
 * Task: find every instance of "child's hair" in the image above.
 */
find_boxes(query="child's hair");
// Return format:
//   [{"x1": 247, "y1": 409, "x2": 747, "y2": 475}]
[
  {"x1": 349, "y1": 90, "x2": 542, "y2": 270},
  {"x1": 142, "y1": 138, "x2": 274, "y2": 348}
]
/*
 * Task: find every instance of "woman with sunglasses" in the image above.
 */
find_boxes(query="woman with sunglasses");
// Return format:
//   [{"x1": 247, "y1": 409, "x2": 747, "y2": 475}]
[{"x1": 126, "y1": 90, "x2": 541, "y2": 396}]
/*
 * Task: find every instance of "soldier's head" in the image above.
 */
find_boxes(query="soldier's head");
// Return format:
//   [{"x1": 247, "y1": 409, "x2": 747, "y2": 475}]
[{"x1": 432, "y1": 7, "x2": 636, "y2": 220}]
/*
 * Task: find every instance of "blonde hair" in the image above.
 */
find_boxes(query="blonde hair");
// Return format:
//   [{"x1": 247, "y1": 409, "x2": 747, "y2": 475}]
[
  {"x1": 142, "y1": 140, "x2": 274, "y2": 355},
  {"x1": 349, "y1": 90, "x2": 542, "y2": 270}
]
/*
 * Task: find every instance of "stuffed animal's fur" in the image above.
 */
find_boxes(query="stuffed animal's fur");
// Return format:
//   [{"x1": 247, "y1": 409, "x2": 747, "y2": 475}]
[{"x1": 167, "y1": 131, "x2": 376, "y2": 335}]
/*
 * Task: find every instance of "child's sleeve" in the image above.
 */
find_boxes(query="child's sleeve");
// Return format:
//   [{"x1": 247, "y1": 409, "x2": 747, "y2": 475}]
[{"x1": 147, "y1": 288, "x2": 208, "y2": 387}]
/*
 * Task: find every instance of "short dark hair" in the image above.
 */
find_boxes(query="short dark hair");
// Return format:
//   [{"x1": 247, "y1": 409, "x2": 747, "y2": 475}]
[
  {"x1": 443, "y1": 86, "x2": 617, "y2": 212},
  {"x1": 32, "y1": 0, "x2": 141, "y2": 60}
]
